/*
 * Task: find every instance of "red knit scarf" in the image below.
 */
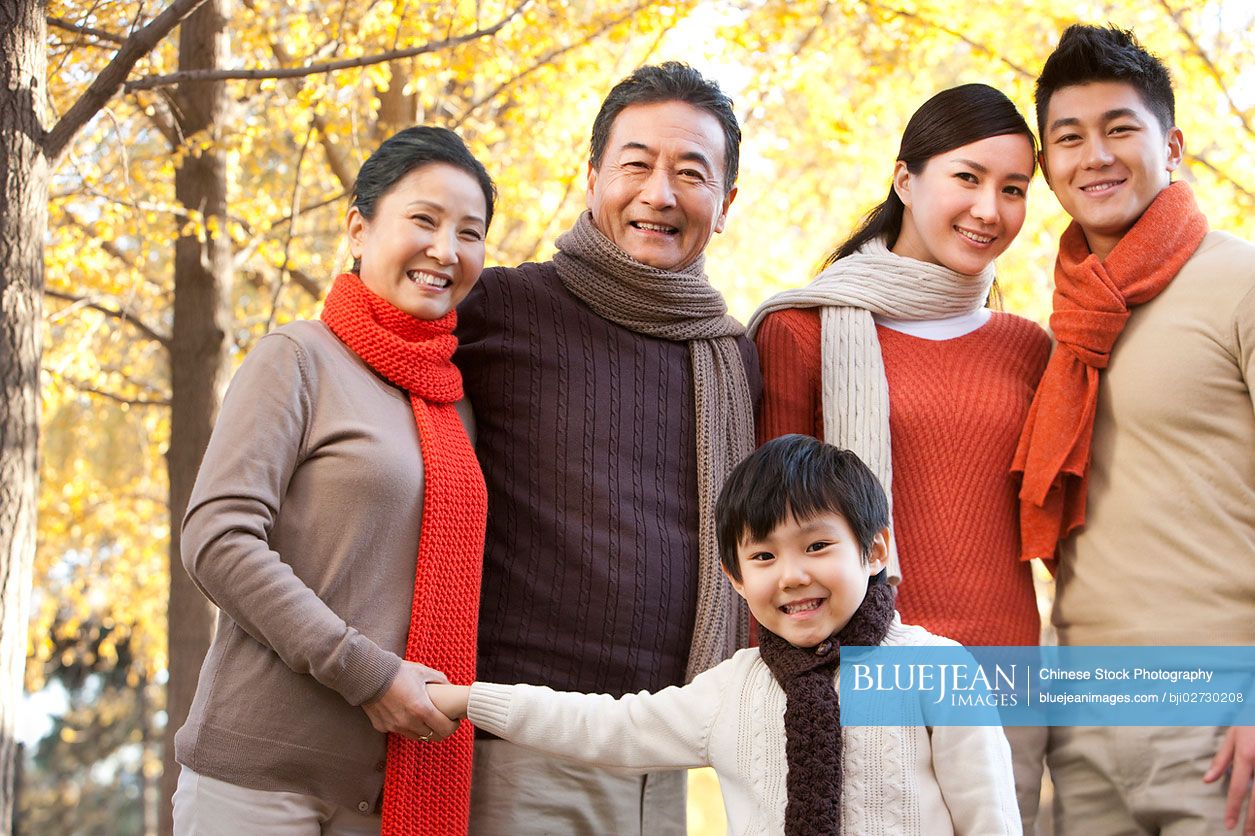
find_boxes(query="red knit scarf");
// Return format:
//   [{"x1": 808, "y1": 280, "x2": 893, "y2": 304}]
[
  {"x1": 321, "y1": 273, "x2": 486, "y2": 835},
  {"x1": 1012, "y1": 182, "x2": 1207, "y2": 563}
]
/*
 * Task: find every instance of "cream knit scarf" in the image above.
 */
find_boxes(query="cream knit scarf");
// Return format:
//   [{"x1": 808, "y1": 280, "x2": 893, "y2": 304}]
[
  {"x1": 746, "y1": 238, "x2": 994, "y2": 581},
  {"x1": 554, "y1": 211, "x2": 756, "y2": 681}
]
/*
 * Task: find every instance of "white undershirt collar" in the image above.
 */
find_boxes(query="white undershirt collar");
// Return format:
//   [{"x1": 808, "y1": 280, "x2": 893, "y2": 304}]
[{"x1": 873, "y1": 308, "x2": 992, "y2": 341}]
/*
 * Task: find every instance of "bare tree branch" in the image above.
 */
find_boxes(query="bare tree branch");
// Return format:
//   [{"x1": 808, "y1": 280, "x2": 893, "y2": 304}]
[
  {"x1": 269, "y1": 190, "x2": 349, "y2": 228},
  {"x1": 44, "y1": 289, "x2": 172, "y2": 348},
  {"x1": 1185, "y1": 151, "x2": 1255, "y2": 203},
  {"x1": 738, "y1": 1, "x2": 834, "y2": 131},
  {"x1": 47, "y1": 37, "x2": 127, "y2": 54},
  {"x1": 99, "y1": 362, "x2": 172, "y2": 397},
  {"x1": 52, "y1": 186, "x2": 191, "y2": 220},
  {"x1": 44, "y1": 0, "x2": 211, "y2": 166},
  {"x1": 310, "y1": 114, "x2": 357, "y2": 191},
  {"x1": 242, "y1": 267, "x2": 323, "y2": 300},
  {"x1": 790, "y1": 0, "x2": 833, "y2": 57},
  {"x1": 285, "y1": 268, "x2": 324, "y2": 299},
  {"x1": 265, "y1": 40, "x2": 357, "y2": 191},
  {"x1": 231, "y1": 188, "x2": 346, "y2": 274},
  {"x1": 521, "y1": 169, "x2": 580, "y2": 263},
  {"x1": 266, "y1": 122, "x2": 316, "y2": 330},
  {"x1": 59, "y1": 208, "x2": 140, "y2": 269},
  {"x1": 124, "y1": 0, "x2": 532, "y2": 92},
  {"x1": 870, "y1": 2, "x2": 1034, "y2": 79},
  {"x1": 47, "y1": 16, "x2": 127, "y2": 45},
  {"x1": 137, "y1": 89, "x2": 184, "y2": 149},
  {"x1": 1156, "y1": 0, "x2": 1254, "y2": 139},
  {"x1": 55, "y1": 377, "x2": 171, "y2": 408},
  {"x1": 452, "y1": 2, "x2": 652, "y2": 130},
  {"x1": 628, "y1": 18, "x2": 672, "y2": 69}
]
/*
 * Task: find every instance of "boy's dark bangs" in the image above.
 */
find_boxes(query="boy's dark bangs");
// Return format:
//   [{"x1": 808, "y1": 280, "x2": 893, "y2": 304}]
[{"x1": 737, "y1": 448, "x2": 853, "y2": 544}]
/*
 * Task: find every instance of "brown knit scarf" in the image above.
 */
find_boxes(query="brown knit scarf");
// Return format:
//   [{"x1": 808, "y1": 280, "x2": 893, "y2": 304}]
[
  {"x1": 320, "y1": 274, "x2": 486, "y2": 835},
  {"x1": 757, "y1": 578, "x2": 897, "y2": 836},
  {"x1": 553, "y1": 211, "x2": 756, "y2": 680},
  {"x1": 1012, "y1": 182, "x2": 1208, "y2": 562}
]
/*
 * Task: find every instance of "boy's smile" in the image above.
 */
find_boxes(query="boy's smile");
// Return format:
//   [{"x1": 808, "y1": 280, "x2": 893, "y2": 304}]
[{"x1": 724, "y1": 511, "x2": 888, "y2": 648}]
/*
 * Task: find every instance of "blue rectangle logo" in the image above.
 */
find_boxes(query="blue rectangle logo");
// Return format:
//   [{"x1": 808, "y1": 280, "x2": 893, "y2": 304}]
[{"x1": 838, "y1": 646, "x2": 1255, "y2": 726}]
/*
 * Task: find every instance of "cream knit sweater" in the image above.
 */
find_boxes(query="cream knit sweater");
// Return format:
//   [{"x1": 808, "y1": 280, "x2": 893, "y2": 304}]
[{"x1": 468, "y1": 616, "x2": 1020, "y2": 835}]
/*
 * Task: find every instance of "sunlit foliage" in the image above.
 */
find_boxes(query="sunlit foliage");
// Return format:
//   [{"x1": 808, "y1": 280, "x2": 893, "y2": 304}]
[{"x1": 29, "y1": 1, "x2": 1253, "y2": 831}]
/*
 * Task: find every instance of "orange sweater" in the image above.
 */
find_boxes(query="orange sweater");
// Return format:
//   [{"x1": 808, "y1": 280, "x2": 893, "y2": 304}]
[{"x1": 756, "y1": 309, "x2": 1050, "y2": 645}]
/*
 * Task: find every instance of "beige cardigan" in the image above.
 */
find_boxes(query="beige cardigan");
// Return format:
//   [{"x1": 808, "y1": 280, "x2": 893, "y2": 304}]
[
  {"x1": 175, "y1": 319, "x2": 470, "y2": 813},
  {"x1": 469, "y1": 616, "x2": 1021, "y2": 835}
]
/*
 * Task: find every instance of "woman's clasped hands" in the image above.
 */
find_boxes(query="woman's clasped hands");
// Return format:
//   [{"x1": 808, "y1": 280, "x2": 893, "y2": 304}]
[{"x1": 362, "y1": 660, "x2": 461, "y2": 742}]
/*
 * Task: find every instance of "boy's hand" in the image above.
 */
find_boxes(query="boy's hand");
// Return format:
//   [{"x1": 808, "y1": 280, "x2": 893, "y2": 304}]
[
  {"x1": 362, "y1": 661, "x2": 459, "y2": 742},
  {"x1": 428, "y1": 683, "x2": 472, "y2": 721},
  {"x1": 1203, "y1": 725, "x2": 1255, "y2": 834}
]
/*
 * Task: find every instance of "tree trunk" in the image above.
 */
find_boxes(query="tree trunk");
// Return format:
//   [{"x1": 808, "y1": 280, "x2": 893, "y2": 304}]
[
  {"x1": 139, "y1": 683, "x2": 158, "y2": 836},
  {"x1": 159, "y1": 1, "x2": 235, "y2": 831},
  {"x1": 0, "y1": 1, "x2": 47, "y2": 831}
]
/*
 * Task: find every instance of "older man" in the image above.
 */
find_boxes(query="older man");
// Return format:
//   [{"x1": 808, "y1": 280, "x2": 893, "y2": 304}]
[{"x1": 453, "y1": 63, "x2": 759, "y2": 834}]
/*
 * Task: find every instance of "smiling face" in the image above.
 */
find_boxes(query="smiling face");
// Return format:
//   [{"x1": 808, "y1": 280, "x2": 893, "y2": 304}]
[
  {"x1": 347, "y1": 162, "x2": 488, "y2": 320},
  {"x1": 586, "y1": 100, "x2": 737, "y2": 271},
  {"x1": 890, "y1": 133, "x2": 1034, "y2": 276},
  {"x1": 724, "y1": 511, "x2": 888, "y2": 648},
  {"x1": 1041, "y1": 80, "x2": 1184, "y2": 261}
]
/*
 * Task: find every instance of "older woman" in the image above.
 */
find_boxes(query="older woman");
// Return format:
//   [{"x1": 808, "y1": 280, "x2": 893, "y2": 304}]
[{"x1": 172, "y1": 126, "x2": 494, "y2": 835}]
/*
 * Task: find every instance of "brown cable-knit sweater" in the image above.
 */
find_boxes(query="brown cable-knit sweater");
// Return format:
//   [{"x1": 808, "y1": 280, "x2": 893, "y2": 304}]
[{"x1": 454, "y1": 261, "x2": 761, "y2": 700}]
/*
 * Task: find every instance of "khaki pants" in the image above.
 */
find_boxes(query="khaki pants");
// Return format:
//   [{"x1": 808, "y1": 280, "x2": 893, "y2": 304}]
[
  {"x1": 1005, "y1": 725, "x2": 1048, "y2": 835},
  {"x1": 1048, "y1": 726, "x2": 1234, "y2": 835},
  {"x1": 172, "y1": 768, "x2": 381, "y2": 836},
  {"x1": 468, "y1": 738, "x2": 687, "y2": 835}
]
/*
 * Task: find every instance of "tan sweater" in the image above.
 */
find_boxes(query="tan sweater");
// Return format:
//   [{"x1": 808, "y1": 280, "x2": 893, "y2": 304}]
[
  {"x1": 1054, "y1": 231, "x2": 1255, "y2": 646},
  {"x1": 468, "y1": 616, "x2": 1020, "y2": 836},
  {"x1": 175, "y1": 319, "x2": 470, "y2": 812}
]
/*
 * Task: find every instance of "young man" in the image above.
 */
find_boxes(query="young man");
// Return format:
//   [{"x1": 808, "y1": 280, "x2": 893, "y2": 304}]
[
  {"x1": 1015, "y1": 24, "x2": 1255, "y2": 834},
  {"x1": 452, "y1": 63, "x2": 759, "y2": 833}
]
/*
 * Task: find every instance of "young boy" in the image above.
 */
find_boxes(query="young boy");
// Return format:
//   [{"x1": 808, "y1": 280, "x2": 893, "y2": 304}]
[
  {"x1": 430, "y1": 435, "x2": 1020, "y2": 834},
  {"x1": 1014, "y1": 24, "x2": 1255, "y2": 834}
]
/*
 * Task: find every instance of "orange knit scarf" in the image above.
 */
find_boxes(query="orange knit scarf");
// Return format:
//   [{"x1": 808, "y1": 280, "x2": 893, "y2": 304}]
[
  {"x1": 1013, "y1": 182, "x2": 1207, "y2": 563},
  {"x1": 321, "y1": 273, "x2": 486, "y2": 835}
]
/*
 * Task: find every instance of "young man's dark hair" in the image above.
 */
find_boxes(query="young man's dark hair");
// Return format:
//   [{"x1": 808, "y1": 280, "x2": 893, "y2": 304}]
[
  {"x1": 1035, "y1": 24, "x2": 1176, "y2": 138},
  {"x1": 715, "y1": 434, "x2": 889, "y2": 581},
  {"x1": 588, "y1": 61, "x2": 741, "y2": 193}
]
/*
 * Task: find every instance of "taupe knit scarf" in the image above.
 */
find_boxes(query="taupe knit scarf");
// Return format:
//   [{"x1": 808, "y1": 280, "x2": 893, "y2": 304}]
[
  {"x1": 746, "y1": 238, "x2": 994, "y2": 582},
  {"x1": 757, "y1": 577, "x2": 896, "y2": 836},
  {"x1": 554, "y1": 211, "x2": 756, "y2": 680}
]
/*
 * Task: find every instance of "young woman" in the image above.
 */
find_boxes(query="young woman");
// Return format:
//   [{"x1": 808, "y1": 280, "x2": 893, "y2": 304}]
[
  {"x1": 748, "y1": 83, "x2": 1050, "y2": 830},
  {"x1": 171, "y1": 127, "x2": 494, "y2": 835}
]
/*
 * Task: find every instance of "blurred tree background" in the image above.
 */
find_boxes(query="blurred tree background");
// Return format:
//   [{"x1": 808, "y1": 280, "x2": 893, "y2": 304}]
[{"x1": 7, "y1": 0, "x2": 1252, "y2": 832}]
